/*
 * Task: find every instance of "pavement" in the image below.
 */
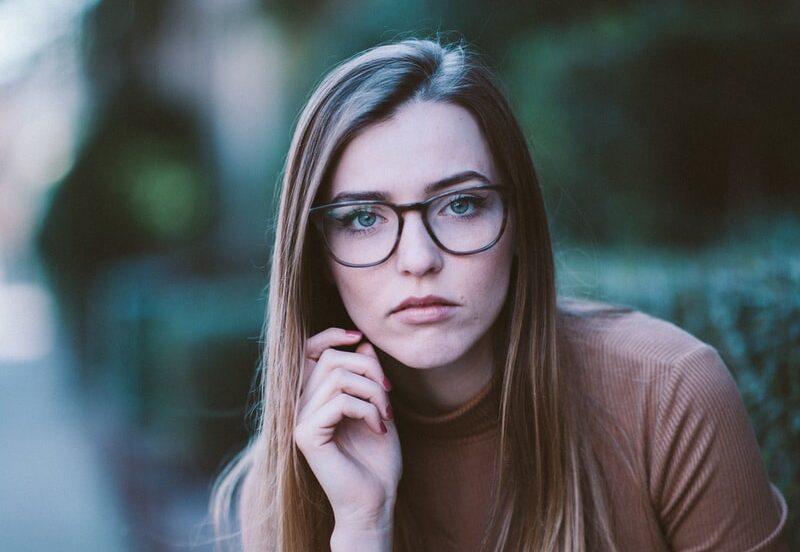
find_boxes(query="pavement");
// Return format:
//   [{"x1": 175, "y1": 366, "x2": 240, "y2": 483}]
[{"x1": 0, "y1": 281, "x2": 129, "y2": 551}]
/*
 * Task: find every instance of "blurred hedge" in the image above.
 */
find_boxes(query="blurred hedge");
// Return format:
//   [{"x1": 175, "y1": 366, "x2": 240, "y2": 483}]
[
  {"x1": 556, "y1": 222, "x2": 799, "y2": 546},
  {"x1": 504, "y1": 3, "x2": 800, "y2": 246}
]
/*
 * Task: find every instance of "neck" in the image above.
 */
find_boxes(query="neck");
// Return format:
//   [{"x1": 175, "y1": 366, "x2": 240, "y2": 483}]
[{"x1": 379, "y1": 330, "x2": 496, "y2": 415}]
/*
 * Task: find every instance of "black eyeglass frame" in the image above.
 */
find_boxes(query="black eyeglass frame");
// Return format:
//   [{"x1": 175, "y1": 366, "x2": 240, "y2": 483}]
[{"x1": 309, "y1": 184, "x2": 511, "y2": 268}]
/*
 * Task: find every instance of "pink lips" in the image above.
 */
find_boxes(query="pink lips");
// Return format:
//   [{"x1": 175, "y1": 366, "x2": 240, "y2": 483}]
[{"x1": 390, "y1": 294, "x2": 458, "y2": 324}]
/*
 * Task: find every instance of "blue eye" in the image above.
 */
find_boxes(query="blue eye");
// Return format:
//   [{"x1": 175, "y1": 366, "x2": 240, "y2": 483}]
[
  {"x1": 449, "y1": 198, "x2": 471, "y2": 215},
  {"x1": 334, "y1": 207, "x2": 387, "y2": 233},
  {"x1": 352, "y1": 211, "x2": 377, "y2": 227},
  {"x1": 443, "y1": 195, "x2": 486, "y2": 217}
]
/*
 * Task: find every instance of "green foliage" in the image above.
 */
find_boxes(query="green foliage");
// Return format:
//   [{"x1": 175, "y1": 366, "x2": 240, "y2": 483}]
[
  {"x1": 503, "y1": 3, "x2": 800, "y2": 246},
  {"x1": 557, "y1": 227, "x2": 800, "y2": 547},
  {"x1": 119, "y1": 139, "x2": 212, "y2": 242}
]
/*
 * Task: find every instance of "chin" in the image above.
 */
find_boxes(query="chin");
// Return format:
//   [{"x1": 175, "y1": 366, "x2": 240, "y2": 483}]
[
  {"x1": 390, "y1": 354, "x2": 448, "y2": 370},
  {"x1": 376, "y1": 337, "x2": 467, "y2": 370}
]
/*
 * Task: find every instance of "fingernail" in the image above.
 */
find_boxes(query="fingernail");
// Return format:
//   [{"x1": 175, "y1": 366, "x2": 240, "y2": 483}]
[
  {"x1": 386, "y1": 404, "x2": 393, "y2": 420},
  {"x1": 380, "y1": 421, "x2": 387, "y2": 433},
  {"x1": 345, "y1": 329, "x2": 361, "y2": 337},
  {"x1": 383, "y1": 376, "x2": 392, "y2": 391}
]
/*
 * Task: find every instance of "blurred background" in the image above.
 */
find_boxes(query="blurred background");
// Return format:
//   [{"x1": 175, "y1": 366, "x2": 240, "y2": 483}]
[{"x1": 0, "y1": 0, "x2": 797, "y2": 549}]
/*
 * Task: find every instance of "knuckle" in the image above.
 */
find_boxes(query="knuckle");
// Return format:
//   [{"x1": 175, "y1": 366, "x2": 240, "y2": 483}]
[
  {"x1": 330, "y1": 367, "x2": 346, "y2": 387},
  {"x1": 337, "y1": 393, "x2": 359, "y2": 414},
  {"x1": 370, "y1": 406, "x2": 383, "y2": 427},
  {"x1": 364, "y1": 356, "x2": 382, "y2": 377},
  {"x1": 317, "y1": 348, "x2": 338, "y2": 368},
  {"x1": 365, "y1": 379, "x2": 382, "y2": 402},
  {"x1": 377, "y1": 389, "x2": 389, "y2": 409},
  {"x1": 365, "y1": 402, "x2": 378, "y2": 421},
  {"x1": 334, "y1": 393, "x2": 351, "y2": 408}
]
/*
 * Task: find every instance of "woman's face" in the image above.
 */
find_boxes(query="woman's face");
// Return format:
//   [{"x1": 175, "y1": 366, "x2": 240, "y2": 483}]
[{"x1": 322, "y1": 101, "x2": 515, "y2": 369}]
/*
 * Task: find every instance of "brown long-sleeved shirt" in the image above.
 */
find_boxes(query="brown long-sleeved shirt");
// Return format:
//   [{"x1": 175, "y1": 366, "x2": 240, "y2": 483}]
[{"x1": 391, "y1": 301, "x2": 788, "y2": 551}]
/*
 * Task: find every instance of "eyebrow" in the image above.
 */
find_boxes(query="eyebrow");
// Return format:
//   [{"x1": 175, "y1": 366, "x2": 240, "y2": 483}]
[{"x1": 328, "y1": 170, "x2": 492, "y2": 204}]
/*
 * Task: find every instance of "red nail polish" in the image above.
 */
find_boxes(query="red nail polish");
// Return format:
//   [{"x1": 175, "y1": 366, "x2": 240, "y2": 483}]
[
  {"x1": 380, "y1": 421, "x2": 387, "y2": 433},
  {"x1": 345, "y1": 330, "x2": 361, "y2": 337},
  {"x1": 383, "y1": 376, "x2": 392, "y2": 391}
]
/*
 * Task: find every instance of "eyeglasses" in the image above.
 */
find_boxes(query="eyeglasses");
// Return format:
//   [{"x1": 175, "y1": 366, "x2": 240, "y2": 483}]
[{"x1": 309, "y1": 184, "x2": 510, "y2": 267}]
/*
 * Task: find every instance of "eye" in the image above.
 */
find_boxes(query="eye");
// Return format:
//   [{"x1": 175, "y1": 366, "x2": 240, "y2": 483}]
[
  {"x1": 449, "y1": 198, "x2": 472, "y2": 215},
  {"x1": 334, "y1": 206, "x2": 388, "y2": 231},
  {"x1": 351, "y1": 210, "x2": 377, "y2": 227},
  {"x1": 441, "y1": 195, "x2": 486, "y2": 217}
]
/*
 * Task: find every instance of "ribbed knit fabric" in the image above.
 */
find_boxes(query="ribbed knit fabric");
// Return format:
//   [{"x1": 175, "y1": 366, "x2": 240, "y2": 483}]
[{"x1": 390, "y1": 300, "x2": 788, "y2": 551}]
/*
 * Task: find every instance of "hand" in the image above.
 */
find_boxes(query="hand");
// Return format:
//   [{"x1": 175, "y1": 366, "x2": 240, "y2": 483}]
[{"x1": 293, "y1": 327, "x2": 402, "y2": 532}]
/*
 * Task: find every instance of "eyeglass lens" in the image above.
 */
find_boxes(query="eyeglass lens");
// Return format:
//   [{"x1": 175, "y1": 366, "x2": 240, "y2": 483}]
[{"x1": 318, "y1": 187, "x2": 505, "y2": 266}]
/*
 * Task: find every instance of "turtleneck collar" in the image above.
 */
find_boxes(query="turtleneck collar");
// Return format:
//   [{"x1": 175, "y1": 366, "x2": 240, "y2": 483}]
[{"x1": 390, "y1": 368, "x2": 502, "y2": 441}]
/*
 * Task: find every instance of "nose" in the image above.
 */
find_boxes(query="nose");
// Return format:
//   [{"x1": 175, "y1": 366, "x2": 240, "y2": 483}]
[{"x1": 394, "y1": 212, "x2": 443, "y2": 276}]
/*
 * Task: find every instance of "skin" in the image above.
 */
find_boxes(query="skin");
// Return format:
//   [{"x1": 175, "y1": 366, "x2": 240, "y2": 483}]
[
  {"x1": 325, "y1": 101, "x2": 515, "y2": 413},
  {"x1": 294, "y1": 101, "x2": 515, "y2": 550}
]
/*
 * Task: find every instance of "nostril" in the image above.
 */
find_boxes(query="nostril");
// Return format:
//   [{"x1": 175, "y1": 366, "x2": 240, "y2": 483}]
[{"x1": 395, "y1": 240, "x2": 443, "y2": 276}]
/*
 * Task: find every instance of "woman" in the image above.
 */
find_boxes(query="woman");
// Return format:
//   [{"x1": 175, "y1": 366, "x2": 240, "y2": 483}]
[{"x1": 210, "y1": 38, "x2": 788, "y2": 551}]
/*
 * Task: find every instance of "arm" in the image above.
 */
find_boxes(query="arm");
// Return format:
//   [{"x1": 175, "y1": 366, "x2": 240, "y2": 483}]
[
  {"x1": 649, "y1": 345, "x2": 788, "y2": 551},
  {"x1": 330, "y1": 495, "x2": 396, "y2": 551},
  {"x1": 330, "y1": 520, "x2": 394, "y2": 552},
  {"x1": 294, "y1": 329, "x2": 401, "y2": 552}
]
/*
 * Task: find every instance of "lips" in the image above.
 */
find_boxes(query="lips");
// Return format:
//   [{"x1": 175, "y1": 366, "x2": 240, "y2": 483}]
[{"x1": 391, "y1": 294, "x2": 458, "y2": 314}]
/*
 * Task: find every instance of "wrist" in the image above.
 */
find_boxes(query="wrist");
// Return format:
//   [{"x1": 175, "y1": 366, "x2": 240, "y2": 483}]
[
  {"x1": 331, "y1": 503, "x2": 395, "y2": 552},
  {"x1": 330, "y1": 523, "x2": 393, "y2": 552}
]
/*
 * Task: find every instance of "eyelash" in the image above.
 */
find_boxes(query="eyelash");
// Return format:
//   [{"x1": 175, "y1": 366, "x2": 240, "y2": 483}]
[
  {"x1": 336, "y1": 209, "x2": 387, "y2": 234},
  {"x1": 439, "y1": 195, "x2": 486, "y2": 218},
  {"x1": 333, "y1": 193, "x2": 489, "y2": 233}
]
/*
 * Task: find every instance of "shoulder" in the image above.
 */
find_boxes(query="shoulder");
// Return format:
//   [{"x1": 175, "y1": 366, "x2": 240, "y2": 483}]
[
  {"x1": 555, "y1": 296, "x2": 736, "y2": 429},
  {"x1": 555, "y1": 296, "x2": 732, "y2": 440},
  {"x1": 557, "y1": 298, "x2": 788, "y2": 550},
  {"x1": 556, "y1": 296, "x2": 712, "y2": 371}
]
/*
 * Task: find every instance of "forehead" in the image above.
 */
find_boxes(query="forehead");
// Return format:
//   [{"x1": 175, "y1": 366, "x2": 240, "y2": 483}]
[{"x1": 324, "y1": 101, "x2": 498, "y2": 203}]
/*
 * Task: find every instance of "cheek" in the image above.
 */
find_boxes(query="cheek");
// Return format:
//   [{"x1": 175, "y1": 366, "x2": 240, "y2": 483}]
[
  {"x1": 330, "y1": 267, "x2": 380, "y2": 322},
  {"x1": 472, "y1": 257, "x2": 512, "y2": 314},
  {"x1": 473, "y1": 230, "x2": 514, "y2": 302}
]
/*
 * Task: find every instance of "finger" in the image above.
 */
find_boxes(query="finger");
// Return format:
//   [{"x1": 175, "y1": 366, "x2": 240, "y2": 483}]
[
  {"x1": 305, "y1": 328, "x2": 362, "y2": 361},
  {"x1": 295, "y1": 394, "x2": 386, "y2": 450},
  {"x1": 300, "y1": 368, "x2": 392, "y2": 421},
  {"x1": 304, "y1": 348, "x2": 389, "y2": 403},
  {"x1": 302, "y1": 328, "x2": 363, "y2": 390},
  {"x1": 355, "y1": 341, "x2": 392, "y2": 391},
  {"x1": 315, "y1": 394, "x2": 386, "y2": 436}
]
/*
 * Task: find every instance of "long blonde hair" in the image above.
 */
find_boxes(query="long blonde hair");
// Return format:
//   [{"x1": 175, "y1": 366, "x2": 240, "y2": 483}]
[{"x1": 210, "y1": 37, "x2": 619, "y2": 551}]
